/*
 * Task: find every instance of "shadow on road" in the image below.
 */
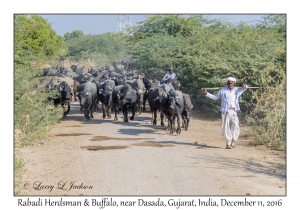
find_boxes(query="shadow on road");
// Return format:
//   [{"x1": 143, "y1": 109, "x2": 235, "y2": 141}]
[
  {"x1": 65, "y1": 103, "x2": 148, "y2": 126},
  {"x1": 192, "y1": 154, "x2": 286, "y2": 180},
  {"x1": 145, "y1": 140, "x2": 221, "y2": 149},
  {"x1": 117, "y1": 128, "x2": 160, "y2": 135}
]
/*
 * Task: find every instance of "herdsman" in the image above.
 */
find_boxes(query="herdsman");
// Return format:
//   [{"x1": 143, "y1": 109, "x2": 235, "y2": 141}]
[
  {"x1": 162, "y1": 66, "x2": 176, "y2": 81},
  {"x1": 201, "y1": 77, "x2": 247, "y2": 149}
]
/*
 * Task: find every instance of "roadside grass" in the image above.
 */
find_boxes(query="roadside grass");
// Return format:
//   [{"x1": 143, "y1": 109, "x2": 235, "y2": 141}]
[{"x1": 14, "y1": 150, "x2": 24, "y2": 195}]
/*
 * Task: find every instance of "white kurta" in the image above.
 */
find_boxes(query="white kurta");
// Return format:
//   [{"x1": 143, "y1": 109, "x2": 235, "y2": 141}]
[
  {"x1": 206, "y1": 86, "x2": 247, "y2": 145},
  {"x1": 162, "y1": 72, "x2": 176, "y2": 80}
]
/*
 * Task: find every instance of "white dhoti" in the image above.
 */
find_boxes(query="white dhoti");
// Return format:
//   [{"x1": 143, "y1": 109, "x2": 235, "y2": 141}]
[{"x1": 221, "y1": 110, "x2": 240, "y2": 145}]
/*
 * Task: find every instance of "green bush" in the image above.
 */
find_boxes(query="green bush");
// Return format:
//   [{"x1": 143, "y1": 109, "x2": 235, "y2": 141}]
[
  {"x1": 127, "y1": 14, "x2": 286, "y2": 150},
  {"x1": 14, "y1": 150, "x2": 24, "y2": 195},
  {"x1": 14, "y1": 69, "x2": 63, "y2": 147},
  {"x1": 14, "y1": 14, "x2": 68, "y2": 145},
  {"x1": 14, "y1": 14, "x2": 68, "y2": 194}
]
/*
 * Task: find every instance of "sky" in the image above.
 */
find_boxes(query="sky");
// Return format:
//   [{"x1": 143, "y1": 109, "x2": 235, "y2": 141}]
[{"x1": 40, "y1": 14, "x2": 267, "y2": 36}]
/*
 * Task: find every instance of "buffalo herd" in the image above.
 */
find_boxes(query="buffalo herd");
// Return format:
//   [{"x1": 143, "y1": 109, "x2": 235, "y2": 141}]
[{"x1": 38, "y1": 61, "x2": 193, "y2": 135}]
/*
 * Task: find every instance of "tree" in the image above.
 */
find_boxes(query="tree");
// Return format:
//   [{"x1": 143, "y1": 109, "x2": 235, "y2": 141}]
[
  {"x1": 258, "y1": 14, "x2": 286, "y2": 34},
  {"x1": 64, "y1": 32, "x2": 71, "y2": 40},
  {"x1": 14, "y1": 15, "x2": 67, "y2": 66},
  {"x1": 71, "y1": 30, "x2": 84, "y2": 38},
  {"x1": 65, "y1": 32, "x2": 127, "y2": 67}
]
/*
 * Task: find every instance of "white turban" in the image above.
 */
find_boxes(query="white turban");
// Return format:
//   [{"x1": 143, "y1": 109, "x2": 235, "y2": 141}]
[{"x1": 226, "y1": 77, "x2": 236, "y2": 83}]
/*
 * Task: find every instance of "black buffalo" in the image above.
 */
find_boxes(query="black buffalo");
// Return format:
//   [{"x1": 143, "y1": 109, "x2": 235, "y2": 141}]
[
  {"x1": 42, "y1": 67, "x2": 59, "y2": 76},
  {"x1": 53, "y1": 81, "x2": 72, "y2": 117},
  {"x1": 73, "y1": 80, "x2": 81, "y2": 102},
  {"x1": 88, "y1": 68, "x2": 99, "y2": 77},
  {"x1": 161, "y1": 78, "x2": 181, "y2": 90},
  {"x1": 98, "y1": 80, "x2": 115, "y2": 119},
  {"x1": 159, "y1": 83, "x2": 175, "y2": 93},
  {"x1": 142, "y1": 78, "x2": 160, "y2": 111},
  {"x1": 126, "y1": 79, "x2": 146, "y2": 115},
  {"x1": 111, "y1": 74, "x2": 126, "y2": 86},
  {"x1": 165, "y1": 90, "x2": 184, "y2": 134},
  {"x1": 149, "y1": 86, "x2": 168, "y2": 126},
  {"x1": 151, "y1": 83, "x2": 175, "y2": 127},
  {"x1": 113, "y1": 61, "x2": 125, "y2": 73},
  {"x1": 121, "y1": 58, "x2": 137, "y2": 72},
  {"x1": 152, "y1": 87, "x2": 184, "y2": 135},
  {"x1": 77, "y1": 82, "x2": 97, "y2": 120},
  {"x1": 112, "y1": 84, "x2": 137, "y2": 122},
  {"x1": 182, "y1": 93, "x2": 193, "y2": 130},
  {"x1": 71, "y1": 64, "x2": 83, "y2": 74},
  {"x1": 74, "y1": 73, "x2": 94, "y2": 84},
  {"x1": 59, "y1": 67, "x2": 68, "y2": 75}
]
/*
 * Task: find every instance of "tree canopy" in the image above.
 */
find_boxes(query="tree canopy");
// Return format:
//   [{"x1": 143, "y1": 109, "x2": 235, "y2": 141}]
[
  {"x1": 64, "y1": 32, "x2": 127, "y2": 67},
  {"x1": 14, "y1": 15, "x2": 67, "y2": 67}
]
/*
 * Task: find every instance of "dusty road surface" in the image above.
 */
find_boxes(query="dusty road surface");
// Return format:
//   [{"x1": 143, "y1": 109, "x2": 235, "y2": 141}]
[{"x1": 20, "y1": 102, "x2": 286, "y2": 196}]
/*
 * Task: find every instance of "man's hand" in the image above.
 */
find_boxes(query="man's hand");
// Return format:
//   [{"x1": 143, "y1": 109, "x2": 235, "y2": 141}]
[
  {"x1": 242, "y1": 83, "x2": 247, "y2": 90},
  {"x1": 201, "y1": 88, "x2": 207, "y2": 95}
]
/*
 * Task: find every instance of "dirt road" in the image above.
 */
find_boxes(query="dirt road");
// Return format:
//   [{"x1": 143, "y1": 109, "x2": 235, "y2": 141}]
[{"x1": 20, "y1": 102, "x2": 286, "y2": 196}]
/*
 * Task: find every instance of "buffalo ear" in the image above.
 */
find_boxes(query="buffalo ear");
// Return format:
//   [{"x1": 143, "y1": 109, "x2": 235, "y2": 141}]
[{"x1": 99, "y1": 89, "x2": 103, "y2": 94}]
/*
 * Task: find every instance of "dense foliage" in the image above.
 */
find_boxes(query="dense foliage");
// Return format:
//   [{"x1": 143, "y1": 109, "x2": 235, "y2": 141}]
[
  {"x1": 14, "y1": 14, "x2": 69, "y2": 194},
  {"x1": 65, "y1": 32, "x2": 127, "y2": 68},
  {"x1": 126, "y1": 14, "x2": 286, "y2": 150},
  {"x1": 64, "y1": 30, "x2": 84, "y2": 40},
  {"x1": 14, "y1": 15, "x2": 68, "y2": 145}
]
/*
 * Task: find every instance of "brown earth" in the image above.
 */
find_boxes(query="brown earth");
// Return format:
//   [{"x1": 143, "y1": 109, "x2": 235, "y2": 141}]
[{"x1": 19, "y1": 102, "x2": 286, "y2": 196}]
